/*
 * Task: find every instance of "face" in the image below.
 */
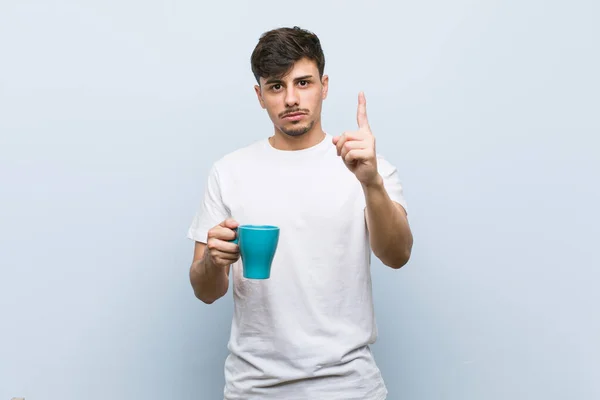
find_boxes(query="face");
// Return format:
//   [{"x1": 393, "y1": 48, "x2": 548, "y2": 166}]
[{"x1": 254, "y1": 58, "x2": 329, "y2": 137}]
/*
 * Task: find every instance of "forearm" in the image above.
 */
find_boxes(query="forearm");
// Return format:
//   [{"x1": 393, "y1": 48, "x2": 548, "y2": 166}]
[
  {"x1": 363, "y1": 175, "x2": 413, "y2": 269},
  {"x1": 189, "y1": 255, "x2": 229, "y2": 304}
]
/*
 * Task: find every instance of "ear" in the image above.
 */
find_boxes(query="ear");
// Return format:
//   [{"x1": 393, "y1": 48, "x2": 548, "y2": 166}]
[
  {"x1": 321, "y1": 75, "x2": 329, "y2": 100},
  {"x1": 254, "y1": 84, "x2": 266, "y2": 109}
]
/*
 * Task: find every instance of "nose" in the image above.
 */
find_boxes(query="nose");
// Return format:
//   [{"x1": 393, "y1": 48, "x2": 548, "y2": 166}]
[{"x1": 284, "y1": 87, "x2": 299, "y2": 107}]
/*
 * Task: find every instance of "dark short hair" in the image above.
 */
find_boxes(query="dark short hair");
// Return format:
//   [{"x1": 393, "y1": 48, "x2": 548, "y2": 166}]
[{"x1": 250, "y1": 26, "x2": 325, "y2": 84}]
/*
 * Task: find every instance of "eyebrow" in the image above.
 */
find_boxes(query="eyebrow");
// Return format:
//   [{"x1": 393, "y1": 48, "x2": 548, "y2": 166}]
[{"x1": 265, "y1": 75, "x2": 314, "y2": 85}]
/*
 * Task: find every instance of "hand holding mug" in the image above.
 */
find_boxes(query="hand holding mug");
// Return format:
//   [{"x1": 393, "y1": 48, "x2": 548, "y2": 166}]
[{"x1": 204, "y1": 218, "x2": 240, "y2": 268}]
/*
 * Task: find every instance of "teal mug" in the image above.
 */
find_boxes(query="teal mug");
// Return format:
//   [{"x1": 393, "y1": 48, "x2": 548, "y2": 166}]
[{"x1": 230, "y1": 225, "x2": 280, "y2": 279}]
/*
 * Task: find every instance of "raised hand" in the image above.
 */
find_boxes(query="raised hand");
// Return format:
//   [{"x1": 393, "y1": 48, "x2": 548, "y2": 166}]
[{"x1": 332, "y1": 91, "x2": 379, "y2": 186}]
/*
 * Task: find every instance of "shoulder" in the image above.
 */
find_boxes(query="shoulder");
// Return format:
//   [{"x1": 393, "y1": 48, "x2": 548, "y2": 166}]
[
  {"x1": 375, "y1": 153, "x2": 399, "y2": 177},
  {"x1": 375, "y1": 153, "x2": 408, "y2": 211},
  {"x1": 211, "y1": 138, "x2": 268, "y2": 172}
]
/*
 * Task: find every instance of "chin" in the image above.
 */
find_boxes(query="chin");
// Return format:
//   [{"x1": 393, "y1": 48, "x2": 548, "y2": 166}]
[{"x1": 280, "y1": 121, "x2": 314, "y2": 137}]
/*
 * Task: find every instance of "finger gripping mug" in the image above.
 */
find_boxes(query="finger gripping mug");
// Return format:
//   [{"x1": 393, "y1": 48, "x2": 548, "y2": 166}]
[{"x1": 230, "y1": 225, "x2": 280, "y2": 279}]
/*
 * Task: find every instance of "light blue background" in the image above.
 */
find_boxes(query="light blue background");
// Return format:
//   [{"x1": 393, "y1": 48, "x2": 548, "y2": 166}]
[{"x1": 1, "y1": 0, "x2": 598, "y2": 399}]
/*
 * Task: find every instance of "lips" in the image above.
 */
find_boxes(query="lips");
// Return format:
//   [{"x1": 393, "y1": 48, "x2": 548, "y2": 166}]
[{"x1": 282, "y1": 113, "x2": 306, "y2": 121}]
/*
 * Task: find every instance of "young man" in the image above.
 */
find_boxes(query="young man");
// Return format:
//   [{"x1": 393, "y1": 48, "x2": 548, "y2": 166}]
[{"x1": 187, "y1": 26, "x2": 413, "y2": 400}]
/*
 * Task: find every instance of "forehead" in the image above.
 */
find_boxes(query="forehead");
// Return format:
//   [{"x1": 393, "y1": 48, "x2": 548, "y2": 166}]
[{"x1": 260, "y1": 58, "x2": 319, "y2": 84}]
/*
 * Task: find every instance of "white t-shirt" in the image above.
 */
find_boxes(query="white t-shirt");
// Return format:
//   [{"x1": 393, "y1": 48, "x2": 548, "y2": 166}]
[{"x1": 188, "y1": 133, "x2": 408, "y2": 400}]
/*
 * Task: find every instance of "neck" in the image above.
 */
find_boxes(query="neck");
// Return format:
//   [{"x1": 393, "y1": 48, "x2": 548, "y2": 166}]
[{"x1": 269, "y1": 120, "x2": 326, "y2": 151}]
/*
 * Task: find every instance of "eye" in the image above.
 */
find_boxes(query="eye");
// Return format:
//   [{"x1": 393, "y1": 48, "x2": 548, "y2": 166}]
[
  {"x1": 271, "y1": 84, "x2": 282, "y2": 91},
  {"x1": 298, "y1": 80, "x2": 309, "y2": 87}
]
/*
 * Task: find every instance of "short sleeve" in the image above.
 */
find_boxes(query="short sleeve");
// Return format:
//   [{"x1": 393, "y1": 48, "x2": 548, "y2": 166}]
[
  {"x1": 377, "y1": 154, "x2": 408, "y2": 214},
  {"x1": 187, "y1": 163, "x2": 231, "y2": 243}
]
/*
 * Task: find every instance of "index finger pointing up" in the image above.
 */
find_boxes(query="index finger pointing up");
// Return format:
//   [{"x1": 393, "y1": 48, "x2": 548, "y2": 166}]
[{"x1": 357, "y1": 91, "x2": 369, "y2": 129}]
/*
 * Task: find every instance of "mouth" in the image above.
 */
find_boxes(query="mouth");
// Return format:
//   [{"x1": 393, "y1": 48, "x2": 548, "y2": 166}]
[{"x1": 282, "y1": 112, "x2": 307, "y2": 121}]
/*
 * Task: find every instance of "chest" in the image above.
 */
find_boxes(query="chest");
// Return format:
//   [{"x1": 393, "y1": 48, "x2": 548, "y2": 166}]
[{"x1": 222, "y1": 160, "x2": 366, "y2": 231}]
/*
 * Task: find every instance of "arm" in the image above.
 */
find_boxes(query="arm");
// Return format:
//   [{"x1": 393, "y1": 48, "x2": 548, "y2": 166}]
[
  {"x1": 363, "y1": 175, "x2": 413, "y2": 269},
  {"x1": 332, "y1": 92, "x2": 412, "y2": 269},
  {"x1": 189, "y1": 242, "x2": 230, "y2": 304}
]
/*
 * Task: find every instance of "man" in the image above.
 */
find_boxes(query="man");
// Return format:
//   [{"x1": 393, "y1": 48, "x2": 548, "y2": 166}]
[{"x1": 187, "y1": 26, "x2": 413, "y2": 400}]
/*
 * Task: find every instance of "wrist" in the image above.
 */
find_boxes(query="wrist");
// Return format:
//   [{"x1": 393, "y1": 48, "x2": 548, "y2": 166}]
[
  {"x1": 200, "y1": 251, "x2": 217, "y2": 275},
  {"x1": 361, "y1": 174, "x2": 384, "y2": 191}
]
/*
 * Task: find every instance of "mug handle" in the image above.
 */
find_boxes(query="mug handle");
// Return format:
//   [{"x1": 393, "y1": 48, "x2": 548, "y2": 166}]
[{"x1": 229, "y1": 227, "x2": 239, "y2": 244}]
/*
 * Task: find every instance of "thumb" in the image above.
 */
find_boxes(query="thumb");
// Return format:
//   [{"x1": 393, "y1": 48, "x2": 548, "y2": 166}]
[{"x1": 221, "y1": 218, "x2": 239, "y2": 229}]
